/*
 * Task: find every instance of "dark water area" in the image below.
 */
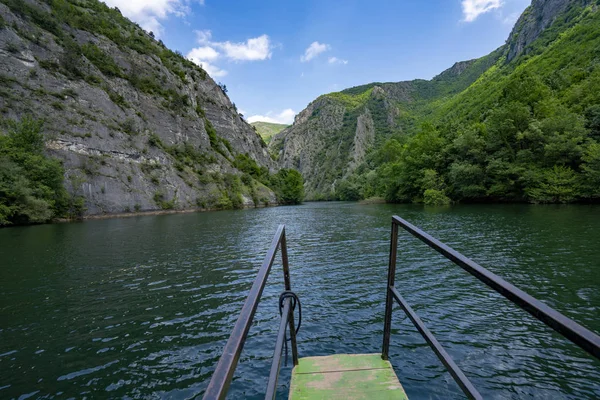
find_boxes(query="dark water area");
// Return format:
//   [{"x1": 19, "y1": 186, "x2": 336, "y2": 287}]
[{"x1": 1, "y1": 203, "x2": 599, "y2": 399}]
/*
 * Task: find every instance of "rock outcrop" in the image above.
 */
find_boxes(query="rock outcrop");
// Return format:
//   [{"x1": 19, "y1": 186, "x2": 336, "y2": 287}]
[
  {"x1": 0, "y1": 0, "x2": 275, "y2": 215},
  {"x1": 506, "y1": 0, "x2": 594, "y2": 61}
]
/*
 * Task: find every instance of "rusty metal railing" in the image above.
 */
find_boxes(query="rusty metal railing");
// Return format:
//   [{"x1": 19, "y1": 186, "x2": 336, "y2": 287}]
[
  {"x1": 203, "y1": 225, "x2": 298, "y2": 400},
  {"x1": 382, "y1": 215, "x2": 600, "y2": 400}
]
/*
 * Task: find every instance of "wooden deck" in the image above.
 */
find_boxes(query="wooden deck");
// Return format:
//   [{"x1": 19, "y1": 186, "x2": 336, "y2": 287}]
[{"x1": 289, "y1": 353, "x2": 408, "y2": 399}]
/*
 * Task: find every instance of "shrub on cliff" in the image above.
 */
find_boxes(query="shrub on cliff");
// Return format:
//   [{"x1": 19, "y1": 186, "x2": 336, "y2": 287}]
[{"x1": 0, "y1": 117, "x2": 69, "y2": 226}]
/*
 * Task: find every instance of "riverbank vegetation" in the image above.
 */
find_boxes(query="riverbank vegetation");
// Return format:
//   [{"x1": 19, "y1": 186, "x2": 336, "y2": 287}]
[
  {"x1": 0, "y1": 117, "x2": 83, "y2": 225},
  {"x1": 0, "y1": 117, "x2": 304, "y2": 226}
]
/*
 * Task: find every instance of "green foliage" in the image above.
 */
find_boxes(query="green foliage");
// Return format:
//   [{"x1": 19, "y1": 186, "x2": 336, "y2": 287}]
[
  {"x1": 6, "y1": 42, "x2": 19, "y2": 53},
  {"x1": 60, "y1": 36, "x2": 84, "y2": 78},
  {"x1": 251, "y1": 121, "x2": 289, "y2": 144},
  {"x1": 128, "y1": 68, "x2": 164, "y2": 95},
  {"x1": 81, "y1": 43, "x2": 122, "y2": 77},
  {"x1": 0, "y1": 117, "x2": 70, "y2": 226},
  {"x1": 106, "y1": 88, "x2": 128, "y2": 108},
  {"x1": 148, "y1": 133, "x2": 163, "y2": 148},
  {"x1": 204, "y1": 118, "x2": 219, "y2": 149},
  {"x1": 4, "y1": 0, "x2": 61, "y2": 37},
  {"x1": 120, "y1": 118, "x2": 137, "y2": 135},
  {"x1": 331, "y1": 6, "x2": 600, "y2": 205},
  {"x1": 527, "y1": 166, "x2": 579, "y2": 203},
  {"x1": 581, "y1": 142, "x2": 600, "y2": 198},
  {"x1": 165, "y1": 142, "x2": 213, "y2": 167},
  {"x1": 163, "y1": 90, "x2": 189, "y2": 112},
  {"x1": 233, "y1": 153, "x2": 269, "y2": 182},
  {"x1": 153, "y1": 191, "x2": 176, "y2": 210},
  {"x1": 423, "y1": 189, "x2": 451, "y2": 206},
  {"x1": 336, "y1": 179, "x2": 361, "y2": 201},
  {"x1": 221, "y1": 173, "x2": 244, "y2": 209},
  {"x1": 271, "y1": 169, "x2": 304, "y2": 205}
]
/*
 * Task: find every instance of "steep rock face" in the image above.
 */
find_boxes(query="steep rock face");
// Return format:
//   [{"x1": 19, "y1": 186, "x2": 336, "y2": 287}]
[
  {"x1": 506, "y1": 0, "x2": 593, "y2": 61},
  {"x1": 270, "y1": 61, "x2": 499, "y2": 199},
  {"x1": 347, "y1": 109, "x2": 374, "y2": 174},
  {"x1": 432, "y1": 59, "x2": 477, "y2": 81},
  {"x1": 270, "y1": 97, "x2": 345, "y2": 198},
  {"x1": 0, "y1": 0, "x2": 275, "y2": 215}
]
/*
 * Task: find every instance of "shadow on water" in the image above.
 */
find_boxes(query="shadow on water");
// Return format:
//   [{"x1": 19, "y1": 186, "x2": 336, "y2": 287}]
[{"x1": 0, "y1": 203, "x2": 599, "y2": 399}]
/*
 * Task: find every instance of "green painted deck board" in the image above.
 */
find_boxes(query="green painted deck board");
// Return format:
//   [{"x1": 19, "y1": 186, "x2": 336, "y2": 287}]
[{"x1": 289, "y1": 354, "x2": 408, "y2": 400}]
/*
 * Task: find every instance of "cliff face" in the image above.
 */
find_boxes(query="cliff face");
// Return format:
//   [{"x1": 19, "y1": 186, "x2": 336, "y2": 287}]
[
  {"x1": 505, "y1": 0, "x2": 594, "y2": 61},
  {"x1": 0, "y1": 0, "x2": 275, "y2": 215}
]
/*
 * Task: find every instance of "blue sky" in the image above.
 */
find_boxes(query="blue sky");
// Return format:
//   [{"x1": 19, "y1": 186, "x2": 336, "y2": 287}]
[{"x1": 104, "y1": 0, "x2": 531, "y2": 124}]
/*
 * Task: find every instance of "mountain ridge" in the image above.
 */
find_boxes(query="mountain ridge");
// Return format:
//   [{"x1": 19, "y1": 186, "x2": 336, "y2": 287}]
[{"x1": 271, "y1": 0, "x2": 600, "y2": 203}]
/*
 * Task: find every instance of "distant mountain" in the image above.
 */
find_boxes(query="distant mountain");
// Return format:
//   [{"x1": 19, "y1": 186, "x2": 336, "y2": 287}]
[
  {"x1": 271, "y1": 0, "x2": 600, "y2": 203},
  {"x1": 250, "y1": 121, "x2": 289, "y2": 144}
]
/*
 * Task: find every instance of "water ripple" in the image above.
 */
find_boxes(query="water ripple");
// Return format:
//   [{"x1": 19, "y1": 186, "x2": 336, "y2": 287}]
[{"x1": 0, "y1": 203, "x2": 599, "y2": 399}]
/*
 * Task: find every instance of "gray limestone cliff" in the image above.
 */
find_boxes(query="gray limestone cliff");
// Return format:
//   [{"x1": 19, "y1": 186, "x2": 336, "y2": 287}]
[
  {"x1": 0, "y1": 0, "x2": 276, "y2": 216},
  {"x1": 506, "y1": 0, "x2": 594, "y2": 61}
]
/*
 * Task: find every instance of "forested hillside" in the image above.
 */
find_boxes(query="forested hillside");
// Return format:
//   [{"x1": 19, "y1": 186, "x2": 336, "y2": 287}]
[{"x1": 273, "y1": 0, "x2": 600, "y2": 204}]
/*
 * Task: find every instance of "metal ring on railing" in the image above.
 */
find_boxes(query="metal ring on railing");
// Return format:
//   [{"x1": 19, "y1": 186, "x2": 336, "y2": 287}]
[{"x1": 278, "y1": 290, "x2": 301, "y2": 365}]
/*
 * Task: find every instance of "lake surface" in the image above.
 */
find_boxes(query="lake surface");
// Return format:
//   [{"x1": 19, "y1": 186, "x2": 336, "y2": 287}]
[{"x1": 1, "y1": 203, "x2": 599, "y2": 399}]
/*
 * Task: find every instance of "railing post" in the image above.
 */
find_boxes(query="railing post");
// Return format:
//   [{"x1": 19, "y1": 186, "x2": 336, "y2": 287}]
[
  {"x1": 203, "y1": 225, "x2": 285, "y2": 400},
  {"x1": 382, "y1": 219, "x2": 399, "y2": 360},
  {"x1": 280, "y1": 227, "x2": 299, "y2": 366}
]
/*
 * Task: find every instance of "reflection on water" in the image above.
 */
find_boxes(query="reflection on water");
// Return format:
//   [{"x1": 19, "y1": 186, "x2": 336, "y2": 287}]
[{"x1": 0, "y1": 203, "x2": 599, "y2": 399}]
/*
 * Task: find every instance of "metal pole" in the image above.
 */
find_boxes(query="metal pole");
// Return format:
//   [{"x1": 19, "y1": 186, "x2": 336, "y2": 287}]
[
  {"x1": 390, "y1": 287, "x2": 483, "y2": 400},
  {"x1": 265, "y1": 298, "x2": 292, "y2": 400},
  {"x1": 392, "y1": 215, "x2": 600, "y2": 360},
  {"x1": 280, "y1": 228, "x2": 299, "y2": 366},
  {"x1": 203, "y1": 225, "x2": 285, "y2": 400},
  {"x1": 382, "y1": 219, "x2": 399, "y2": 360}
]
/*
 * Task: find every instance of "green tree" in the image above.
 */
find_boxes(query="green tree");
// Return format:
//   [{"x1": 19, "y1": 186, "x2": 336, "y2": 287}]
[
  {"x1": 273, "y1": 169, "x2": 304, "y2": 204},
  {"x1": 0, "y1": 117, "x2": 69, "y2": 225},
  {"x1": 581, "y1": 142, "x2": 600, "y2": 198},
  {"x1": 527, "y1": 166, "x2": 578, "y2": 203}
]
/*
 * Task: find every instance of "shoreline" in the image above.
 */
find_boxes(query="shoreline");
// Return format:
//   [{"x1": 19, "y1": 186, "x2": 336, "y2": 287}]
[{"x1": 54, "y1": 202, "x2": 280, "y2": 223}]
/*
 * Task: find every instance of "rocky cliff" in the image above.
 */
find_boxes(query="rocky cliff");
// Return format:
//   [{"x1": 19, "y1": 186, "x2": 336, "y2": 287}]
[
  {"x1": 0, "y1": 0, "x2": 276, "y2": 216},
  {"x1": 505, "y1": 0, "x2": 594, "y2": 61}
]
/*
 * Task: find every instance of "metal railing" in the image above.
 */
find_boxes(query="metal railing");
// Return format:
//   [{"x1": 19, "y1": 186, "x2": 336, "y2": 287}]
[
  {"x1": 382, "y1": 215, "x2": 600, "y2": 400},
  {"x1": 203, "y1": 225, "x2": 298, "y2": 400}
]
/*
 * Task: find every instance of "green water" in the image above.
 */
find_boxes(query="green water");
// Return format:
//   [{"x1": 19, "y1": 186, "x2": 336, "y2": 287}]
[{"x1": 0, "y1": 203, "x2": 599, "y2": 399}]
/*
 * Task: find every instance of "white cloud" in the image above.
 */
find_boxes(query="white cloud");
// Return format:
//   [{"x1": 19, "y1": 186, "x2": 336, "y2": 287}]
[
  {"x1": 187, "y1": 31, "x2": 273, "y2": 78},
  {"x1": 218, "y1": 35, "x2": 272, "y2": 61},
  {"x1": 300, "y1": 41, "x2": 330, "y2": 62},
  {"x1": 187, "y1": 46, "x2": 227, "y2": 77},
  {"x1": 188, "y1": 46, "x2": 219, "y2": 61},
  {"x1": 328, "y1": 57, "x2": 348, "y2": 65},
  {"x1": 194, "y1": 30, "x2": 273, "y2": 61},
  {"x1": 247, "y1": 109, "x2": 296, "y2": 125},
  {"x1": 195, "y1": 29, "x2": 213, "y2": 44},
  {"x1": 103, "y1": 0, "x2": 202, "y2": 37},
  {"x1": 189, "y1": 58, "x2": 227, "y2": 77},
  {"x1": 461, "y1": 0, "x2": 503, "y2": 22}
]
